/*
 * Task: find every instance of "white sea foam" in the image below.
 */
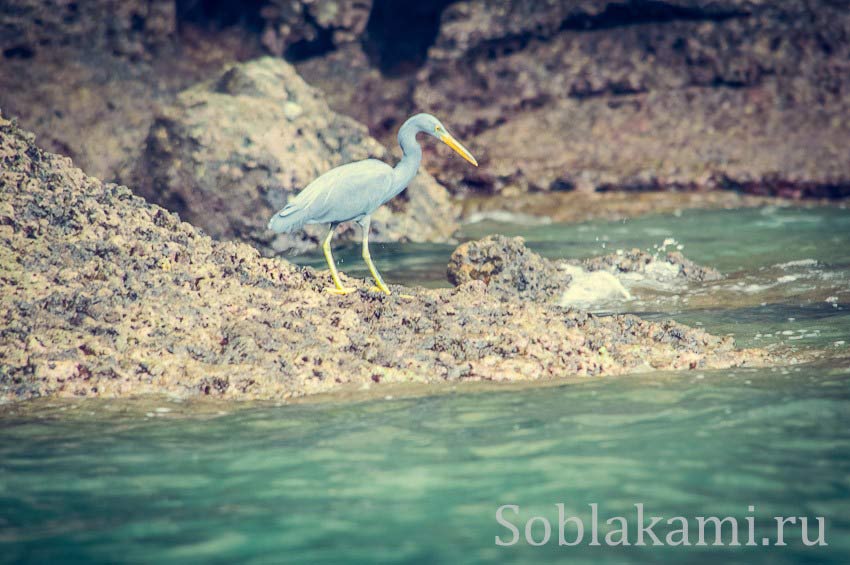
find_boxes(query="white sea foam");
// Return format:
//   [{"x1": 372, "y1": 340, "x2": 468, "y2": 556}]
[
  {"x1": 775, "y1": 259, "x2": 818, "y2": 269},
  {"x1": 463, "y1": 211, "x2": 552, "y2": 225},
  {"x1": 559, "y1": 264, "x2": 632, "y2": 308}
]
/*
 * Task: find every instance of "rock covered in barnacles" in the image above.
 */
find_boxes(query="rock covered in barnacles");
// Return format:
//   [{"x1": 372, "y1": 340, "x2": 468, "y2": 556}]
[
  {"x1": 0, "y1": 116, "x2": 773, "y2": 402},
  {"x1": 580, "y1": 249, "x2": 723, "y2": 283},
  {"x1": 447, "y1": 235, "x2": 572, "y2": 301},
  {"x1": 448, "y1": 235, "x2": 722, "y2": 306}
]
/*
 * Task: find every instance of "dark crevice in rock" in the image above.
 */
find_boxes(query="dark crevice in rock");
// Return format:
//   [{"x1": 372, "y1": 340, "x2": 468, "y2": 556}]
[
  {"x1": 3, "y1": 45, "x2": 34, "y2": 59},
  {"x1": 569, "y1": 85, "x2": 647, "y2": 101},
  {"x1": 363, "y1": 0, "x2": 456, "y2": 77},
  {"x1": 463, "y1": 1, "x2": 750, "y2": 64},
  {"x1": 559, "y1": 0, "x2": 749, "y2": 32},
  {"x1": 176, "y1": 0, "x2": 266, "y2": 33},
  {"x1": 283, "y1": 7, "x2": 335, "y2": 61}
]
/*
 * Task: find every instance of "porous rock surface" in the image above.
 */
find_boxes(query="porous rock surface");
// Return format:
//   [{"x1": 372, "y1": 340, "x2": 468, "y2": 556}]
[
  {"x1": 424, "y1": 0, "x2": 850, "y2": 198},
  {"x1": 448, "y1": 235, "x2": 721, "y2": 302},
  {"x1": 0, "y1": 18, "x2": 259, "y2": 187},
  {"x1": 260, "y1": 0, "x2": 373, "y2": 56},
  {"x1": 0, "y1": 0, "x2": 176, "y2": 59},
  {"x1": 4, "y1": 0, "x2": 848, "y2": 242},
  {"x1": 0, "y1": 118, "x2": 769, "y2": 402},
  {"x1": 581, "y1": 249, "x2": 723, "y2": 283},
  {"x1": 447, "y1": 235, "x2": 573, "y2": 301},
  {"x1": 302, "y1": 0, "x2": 850, "y2": 199},
  {"x1": 132, "y1": 57, "x2": 458, "y2": 255}
]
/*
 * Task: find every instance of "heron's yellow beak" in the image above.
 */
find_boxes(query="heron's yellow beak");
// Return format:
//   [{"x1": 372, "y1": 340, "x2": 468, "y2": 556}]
[{"x1": 439, "y1": 133, "x2": 478, "y2": 167}]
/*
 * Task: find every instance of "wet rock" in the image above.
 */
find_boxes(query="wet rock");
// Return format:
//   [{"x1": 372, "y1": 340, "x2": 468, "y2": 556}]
[
  {"x1": 131, "y1": 57, "x2": 458, "y2": 255},
  {"x1": 448, "y1": 235, "x2": 722, "y2": 306},
  {"x1": 458, "y1": 190, "x2": 792, "y2": 225},
  {"x1": 581, "y1": 248, "x2": 723, "y2": 283},
  {"x1": 0, "y1": 116, "x2": 771, "y2": 402},
  {"x1": 447, "y1": 235, "x2": 572, "y2": 301}
]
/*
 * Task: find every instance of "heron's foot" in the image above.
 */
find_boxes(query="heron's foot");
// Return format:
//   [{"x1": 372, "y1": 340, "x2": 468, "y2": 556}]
[
  {"x1": 368, "y1": 286, "x2": 414, "y2": 299},
  {"x1": 326, "y1": 286, "x2": 357, "y2": 295}
]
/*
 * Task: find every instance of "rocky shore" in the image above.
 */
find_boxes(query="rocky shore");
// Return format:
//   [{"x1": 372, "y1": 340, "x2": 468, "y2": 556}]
[
  {"x1": 0, "y1": 117, "x2": 772, "y2": 402},
  {"x1": 2, "y1": 0, "x2": 848, "y2": 228},
  {"x1": 448, "y1": 234, "x2": 722, "y2": 308}
]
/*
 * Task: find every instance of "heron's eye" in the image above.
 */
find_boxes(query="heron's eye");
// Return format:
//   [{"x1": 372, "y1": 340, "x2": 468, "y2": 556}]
[{"x1": 435, "y1": 125, "x2": 443, "y2": 133}]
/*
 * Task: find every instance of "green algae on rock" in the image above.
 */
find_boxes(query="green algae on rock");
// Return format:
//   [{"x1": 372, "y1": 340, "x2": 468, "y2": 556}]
[{"x1": 0, "y1": 117, "x2": 772, "y2": 403}]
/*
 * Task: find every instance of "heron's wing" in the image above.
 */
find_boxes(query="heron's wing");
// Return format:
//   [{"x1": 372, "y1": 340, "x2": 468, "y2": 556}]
[{"x1": 288, "y1": 159, "x2": 394, "y2": 224}]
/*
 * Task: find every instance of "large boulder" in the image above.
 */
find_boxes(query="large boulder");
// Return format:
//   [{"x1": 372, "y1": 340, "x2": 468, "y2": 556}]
[
  {"x1": 297, "y1": 43, "x2": 415, "y2": 148},
  {"x1": 0, "y1": 116, "x2": 771, "y2": 402},
  {"x1": 0, "y1": 4, "x2": 253, "y2": 186},
  {"x1": 132, "y1": 57, "x2": 458, "y2": 255}
]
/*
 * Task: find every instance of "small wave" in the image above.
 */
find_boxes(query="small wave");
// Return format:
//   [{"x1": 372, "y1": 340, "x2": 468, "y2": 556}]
[
  {"x1": 463, "y1": 211, "x2": 552, "y2": 226},
  {"x1": 775, "y1": 259, "x2": 818, "y2": 269},
  {"x1": 558, "y1": 264, "x2": 632, "y2": 308}
]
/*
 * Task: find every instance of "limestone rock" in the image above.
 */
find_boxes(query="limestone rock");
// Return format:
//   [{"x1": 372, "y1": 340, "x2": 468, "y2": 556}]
[
  {"x1": 581, "y1": 249, "x2": 723, "y2": 283},
  {"x1": 296, "y1": 0, "x2": 850, "y2": 199},
  {"x1": 414, "y1": 0, "x2": 850, "y2": 198},
  {"x1": 0, "y1": 0, "x2": 176, "y2": 59},
  {"x1": 447, "y1": 235, "x2": 572, "y2": 301},
  {"x1": 132, "y1": 57, "x2": 458, "y2": 255},
  {"x1": 260, "y1": 0, "x2": 373, "y2": 56}
]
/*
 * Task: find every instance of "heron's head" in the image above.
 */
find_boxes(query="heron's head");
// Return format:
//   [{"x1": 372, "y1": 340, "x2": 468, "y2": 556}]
[{"x1": 407, "y1": 113, "x2": 478, "y2": 167}]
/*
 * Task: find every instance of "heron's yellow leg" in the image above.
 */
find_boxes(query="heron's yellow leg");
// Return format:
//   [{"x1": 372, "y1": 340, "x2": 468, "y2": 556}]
[
  {"x1": 322, "y1": 226, "x2": 355, "y2": 295},
  {"x1": 361, "y1": 229, "x2": 391, "y2": 295}
]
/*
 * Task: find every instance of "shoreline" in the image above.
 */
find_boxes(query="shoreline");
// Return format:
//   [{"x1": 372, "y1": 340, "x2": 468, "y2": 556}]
[{"x1": 3, "y1": 356, "x2": 830, "y2": 416}]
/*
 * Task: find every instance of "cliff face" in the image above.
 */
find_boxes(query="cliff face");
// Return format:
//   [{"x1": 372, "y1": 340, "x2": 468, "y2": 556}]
[
  {"x1": 300, "y1": 0, "x2": 850, "y2": 198},
  {"x1": 0, "y1": 117, "x2": 769, "y2": 402}
]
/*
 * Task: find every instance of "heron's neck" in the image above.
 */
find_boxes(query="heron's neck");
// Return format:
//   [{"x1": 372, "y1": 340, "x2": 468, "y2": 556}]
[{"x1": 391, "y1": 124, "x2": 423, "y2": 196}]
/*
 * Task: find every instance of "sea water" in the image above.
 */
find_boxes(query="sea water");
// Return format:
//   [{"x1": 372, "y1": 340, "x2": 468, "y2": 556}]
[{"x1": 1, "y1": 206, "x2": 848, "y2": 563}]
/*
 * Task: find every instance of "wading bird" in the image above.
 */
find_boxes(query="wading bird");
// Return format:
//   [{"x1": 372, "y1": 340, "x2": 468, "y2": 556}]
[{"x1": 268, "y1": 113, "x2": 478, "y2": 295}]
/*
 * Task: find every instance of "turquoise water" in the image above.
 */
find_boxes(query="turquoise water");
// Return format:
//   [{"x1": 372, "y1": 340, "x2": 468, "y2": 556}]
[{"x1": 2, "y1": 206, "x2": 849, "y2": 563}]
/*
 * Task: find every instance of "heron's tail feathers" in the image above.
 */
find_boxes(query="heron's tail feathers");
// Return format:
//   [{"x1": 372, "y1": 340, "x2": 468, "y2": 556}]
[{"x1": 267, "y1": 204, "x2": 306, "y2": 233}]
